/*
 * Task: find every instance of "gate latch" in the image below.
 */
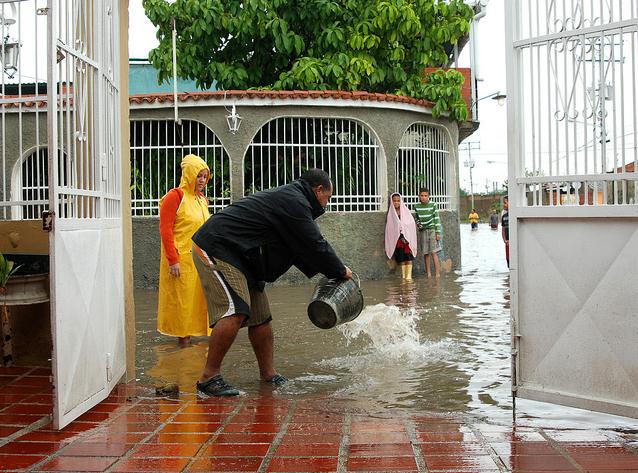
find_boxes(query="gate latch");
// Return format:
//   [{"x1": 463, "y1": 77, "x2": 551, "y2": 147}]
[{"x1": 42, "y1": 211, "x2": 55, "y2": 232}]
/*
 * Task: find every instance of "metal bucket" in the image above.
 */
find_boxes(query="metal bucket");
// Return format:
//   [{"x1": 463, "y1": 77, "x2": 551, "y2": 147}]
[{"x1": 307, "y1": 274, "x2": 364, "y2": 329}]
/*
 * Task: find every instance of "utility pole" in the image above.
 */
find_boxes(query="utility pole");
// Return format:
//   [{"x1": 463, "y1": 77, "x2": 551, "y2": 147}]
[{"x1": 460, "y1": 141, "x2": 480, "y2": 210}]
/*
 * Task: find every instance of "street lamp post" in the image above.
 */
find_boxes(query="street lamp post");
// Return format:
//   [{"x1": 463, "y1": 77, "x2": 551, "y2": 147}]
[
  {"x1": 471, "y1": 91, "x2": 507, "y2": 121},
  {"x1": 460, "y1": 141, "x2": 480, "y2": 210}
]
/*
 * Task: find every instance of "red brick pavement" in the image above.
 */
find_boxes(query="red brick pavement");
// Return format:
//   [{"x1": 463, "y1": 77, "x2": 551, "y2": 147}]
[{"x1": 1, "y1": 367, "x2": 637, "y2": 472}]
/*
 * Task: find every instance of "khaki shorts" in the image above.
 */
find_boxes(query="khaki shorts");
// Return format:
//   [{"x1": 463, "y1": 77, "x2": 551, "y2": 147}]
[
  {"x1": 419, "y1": 228, "x2": 441, "y2": 255},
  {"x1": 192, "y1": 244, "x2": 272, "y2": 328}
]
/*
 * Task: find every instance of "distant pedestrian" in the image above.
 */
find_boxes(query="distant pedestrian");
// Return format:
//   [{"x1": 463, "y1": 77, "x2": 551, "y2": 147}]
[
  {"x1": 468, "y1": 209, "x2": 479, "y2": 231},
  {"x1": 414, "y1": 188, "x2": 441, "y2": 278},
  {"x1": 489, "y1": 210, "x2": 499, "y2": 230},
  {"x1": 502, "y1": 197, "x2": 509, "y2": 268}
]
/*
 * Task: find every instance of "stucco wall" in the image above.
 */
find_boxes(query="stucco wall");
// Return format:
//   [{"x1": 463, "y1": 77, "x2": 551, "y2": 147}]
[{"x1": 132, "y1": 210, "x2": 460, "y2": 288}]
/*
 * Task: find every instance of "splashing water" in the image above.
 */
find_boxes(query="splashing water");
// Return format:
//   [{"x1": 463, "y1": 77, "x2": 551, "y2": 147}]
[
  {"x1": 339, "y1": 303, "x2": 421, "y2": 352},
  {"x1": 319, "y1": 303, "x2": 457, "y2": 371}
]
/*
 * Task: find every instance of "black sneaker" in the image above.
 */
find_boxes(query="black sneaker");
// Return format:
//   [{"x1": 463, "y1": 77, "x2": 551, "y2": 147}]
[
  {"x1": 265, "y1": 374, "x2": 288, "y2": 386},
  {"x1": 196, "y1": 375, "x2": 240, "y2": 397}
]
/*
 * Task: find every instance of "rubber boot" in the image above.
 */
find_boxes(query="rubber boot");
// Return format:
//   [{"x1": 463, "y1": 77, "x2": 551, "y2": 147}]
[{"x1": 405, "y1": 262, "x2": 413, "y2": 281}]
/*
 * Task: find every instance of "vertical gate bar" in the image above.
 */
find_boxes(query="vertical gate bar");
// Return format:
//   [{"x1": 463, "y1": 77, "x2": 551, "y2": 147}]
[
  {"x1": 614, "y1": 28, "x2": 636, "y2": 204},
  {"x1": 632, "y1": 28, "x2": 637, "y2": 203},
  {"x1": 611, "y1": 32, "x2": 618, "y2": 204}
]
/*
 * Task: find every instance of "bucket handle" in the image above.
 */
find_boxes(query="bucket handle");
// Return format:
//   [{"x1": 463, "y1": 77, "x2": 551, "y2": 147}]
[{"x1": 352, "y1": 271, "x2": 361, "y2": 288}]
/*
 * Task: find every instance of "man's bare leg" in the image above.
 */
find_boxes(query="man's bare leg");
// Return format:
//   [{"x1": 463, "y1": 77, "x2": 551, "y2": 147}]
[
  {"x1": 424, "y1": 254, "x2": 432, "y2": 277},
  {"x1": 248, "y1": 321, "x2": 277, "y2": 381},
  {"x1": 199, "y1": 314, "x2": 246, "y2": 383}
]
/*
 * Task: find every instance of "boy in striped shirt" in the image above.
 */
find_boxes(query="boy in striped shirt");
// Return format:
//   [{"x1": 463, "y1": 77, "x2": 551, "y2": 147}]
[{"x1": 414, "y1": 188, "x2": 442, "y2": 277}]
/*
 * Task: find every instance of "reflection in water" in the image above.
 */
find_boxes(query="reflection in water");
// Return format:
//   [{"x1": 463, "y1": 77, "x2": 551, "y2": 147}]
[{"x1": 135, "y1": 224, "x2": 638, "y2": 429}]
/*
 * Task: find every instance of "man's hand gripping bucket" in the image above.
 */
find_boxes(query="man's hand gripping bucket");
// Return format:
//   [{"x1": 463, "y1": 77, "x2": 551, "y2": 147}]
[{"x1": 307, "y1": 273, "x2": 364, "y2": 329}]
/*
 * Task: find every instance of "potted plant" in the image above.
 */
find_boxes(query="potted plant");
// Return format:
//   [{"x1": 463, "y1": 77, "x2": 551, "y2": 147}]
[{"x1": 0, "y1": 252, "x2": 21, "y2": 366}]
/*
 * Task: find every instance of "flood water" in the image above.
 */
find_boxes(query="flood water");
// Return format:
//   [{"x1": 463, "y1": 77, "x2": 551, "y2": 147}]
[{"x1": 135, "y1": 224, "x2": 638, "y2": 431}]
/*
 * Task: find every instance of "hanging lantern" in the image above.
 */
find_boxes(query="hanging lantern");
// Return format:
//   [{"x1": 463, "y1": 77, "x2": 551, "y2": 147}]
[{"x1": 226, "y1": 105, "x2": 242, "y2": 134}]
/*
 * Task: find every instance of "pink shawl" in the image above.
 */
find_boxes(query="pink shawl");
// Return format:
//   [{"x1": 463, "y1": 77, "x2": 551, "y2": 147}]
[{"x1": 384, "y1": 193, "x2": 418, "y2": 259}]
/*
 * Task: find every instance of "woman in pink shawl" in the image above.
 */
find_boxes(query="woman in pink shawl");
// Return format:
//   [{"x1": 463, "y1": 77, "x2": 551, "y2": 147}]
[{"x1": 385, "y1": 193, "x2": 418, "y2": 280}]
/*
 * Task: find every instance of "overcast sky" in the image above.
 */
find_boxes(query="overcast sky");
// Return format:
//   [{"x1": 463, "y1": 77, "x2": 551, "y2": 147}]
[{"x1": 128, "y1": 0, "x2": 508, "y2": 194}]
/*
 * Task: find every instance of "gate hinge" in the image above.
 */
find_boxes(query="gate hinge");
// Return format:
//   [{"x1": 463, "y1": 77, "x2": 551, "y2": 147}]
[{"x1": 42, "y1": 211, "x2": 54, "y2": 232}]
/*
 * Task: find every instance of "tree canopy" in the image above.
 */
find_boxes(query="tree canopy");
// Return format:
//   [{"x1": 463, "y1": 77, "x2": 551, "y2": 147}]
[{"x1": 143, "y1": 0, "x2": 474, "y2": 120}]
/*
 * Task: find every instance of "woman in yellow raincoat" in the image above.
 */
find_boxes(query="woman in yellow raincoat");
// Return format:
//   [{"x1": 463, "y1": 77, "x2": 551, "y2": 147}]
[{"x1": 157, "y1": 154, "x2": 211, "y2": 347}]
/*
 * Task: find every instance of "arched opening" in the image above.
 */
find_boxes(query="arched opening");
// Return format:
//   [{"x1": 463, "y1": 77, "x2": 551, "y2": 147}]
[
  {"x1": 11, "y1": 147, "x2": 71, "y2": 220},
  {"x1": 129, "y1": 119, "x2": 231, "y2": 216},
  {"x1": 244, "y1": 117, "x2": 382, "y2": 211},
  {"x1": 395, "y1": 123, "x2": 451, "y2": 209}
]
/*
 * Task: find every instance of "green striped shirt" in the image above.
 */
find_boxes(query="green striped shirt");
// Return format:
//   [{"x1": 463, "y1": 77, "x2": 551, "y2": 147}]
[{"x1": 414, "y1": 202, "x2": 441, "y2": 233}]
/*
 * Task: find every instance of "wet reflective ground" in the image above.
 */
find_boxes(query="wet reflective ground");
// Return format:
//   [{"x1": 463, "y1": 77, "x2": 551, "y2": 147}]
[{"x1": 135, "y1": 224, "x2": 638, "y2": 431}]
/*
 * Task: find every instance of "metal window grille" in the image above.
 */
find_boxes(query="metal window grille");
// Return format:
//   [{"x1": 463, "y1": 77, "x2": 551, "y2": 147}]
[
  {"x1": 395, "y1": 123, "x2": 450, "y2": 209},
  {"x1": 515, "y1": 1, "x2": 638, "y2": 207},
  {"x1": 244, "y1": 117, "x2": 381, "y2": 212},
  {"x1": 11, "y1": 148, "x2": 71, "y2": 220},
  {"x1": 130, "y1": 119, "x2": 231, "y2": 216}
]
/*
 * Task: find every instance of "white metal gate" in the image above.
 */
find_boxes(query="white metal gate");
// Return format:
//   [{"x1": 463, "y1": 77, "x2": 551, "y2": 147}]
[
  {"x1": 47, "y1": 0, "x2": 125, "y2": 428},
  {"x1": 506, "y1": 1, "x2": 638, "y2": 418}
]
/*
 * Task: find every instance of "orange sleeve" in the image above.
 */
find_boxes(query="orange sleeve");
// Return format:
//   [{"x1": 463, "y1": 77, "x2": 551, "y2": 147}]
[{"x1": 159, "y1": 189, "x2": 182, "y2": 265}]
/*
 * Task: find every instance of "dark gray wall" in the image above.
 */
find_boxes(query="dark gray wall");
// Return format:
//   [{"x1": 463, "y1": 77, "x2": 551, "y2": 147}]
[{"x1": 132, "y1": 210, "x2": 460, "y2": 288}]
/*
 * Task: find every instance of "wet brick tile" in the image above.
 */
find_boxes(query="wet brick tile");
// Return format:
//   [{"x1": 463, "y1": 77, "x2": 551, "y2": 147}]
[
  {"x1": 160, "y1": 422, "x2": 221, "y2": 434},
  {"x1": 4, "y1": 403, "x2": 52, "y2": 415},
  {"x1": 419, "y1": 442, "x2": 489, "y2": 455},
  {"x1": 350, "y1": 421, "x2": 406, "y2": 433},
  {"x1": 110, "y1": 457, "x2": 190, "y2": 472},
  {"x1": 416, "y1": 431, "x2": 478, "y2": 442},
  {"x1": 0, "y1": 453, "x2": 46, "y2": 469},
  {"x1": 490, "y1": 441, "x2": 559, "y2": 456},
  {"x1": 412, "y1": 422, "x2": 467, "y2": 432},
  {"x1": 223, "y1": 422, "x2": 282, "y2": 433},
  {"x1": 501, "y1": 454, "x2": 579, "y2": 471},
  {"x1": 146, "y1": 432, "x2": 213, "y2": 444},
  {"x1": 349, "y1": 432, "x2": 411, "y2": 444},
  {"x1": 171, "y1": 413, "x2": 225, "y2": 423},
  {"x1": 571, "y1": 455, "x2": 638, "y2": 470},
  {"x1": 213, "y1": 432, "x2": 276, "y2": 443},
  {"x1": 180, "y1": 404, "x2": 236, "y2": 414},
  {"x1": 280, "y1": 433, "x2": 342, "y2": 445},
  {"x1": 131, "y1": 443, "x2": 201, "y2": 457},
  {"x1": 188, "y1": 456, "x2": 263, "y2": 472},
  {"x1": 15, "y1": 431, "x2": 79, "y2": 443},
  {"x1": 275, "y1": 443, "x2": 340, "y2": 457},
  {"x1": 0, "y1": 425, "x2": 22, "y2": 437},
  {"x1": 544, "y1": 430, "x2": 612, "y2": 442},
  {"x1": 267, "y1": 457, "x2": 338, "y2": 472},
  {"x1": 37, "y1": 456, "x2": 117, "y2": 472},
  {"x1": 347, "y1": 455, "x2": 417, "y2": 471},
  {"x1": 290, "y1": 414, "x2": 343, "y2": 423},
  {"x1": 202, "y1": 442, "x2": 270, "y2": 456},
  {"x1": 349, "y1": 442, "x2": 415, "y2": 456},
  {"x1": 81, "y1": 432, "x2": 147, "y2": 444},
  {"x1": 0, "y1": 413, "x2": 46, "y2": 425},
  {"x1": 60, "y1": 442, "x2": 134, "y2": 457},
  {"x1": 0, "y1": 441, "x2": 64, "y2": 455},
  {"x1": 423, "y1": 454, "x2": 499, "y2": 470},
  {"x1": 286, "y1": 422, "x2": 343, "y2": 433}
]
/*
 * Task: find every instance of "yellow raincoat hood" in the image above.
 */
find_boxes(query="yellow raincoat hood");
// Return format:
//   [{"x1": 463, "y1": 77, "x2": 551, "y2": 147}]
[{"x1": 179, "y1": 154, "x2": 210, "y2": 195}]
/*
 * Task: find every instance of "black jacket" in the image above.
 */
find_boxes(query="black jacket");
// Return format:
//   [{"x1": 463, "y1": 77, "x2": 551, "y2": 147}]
[{"x1": 192, "y1": 179, "x2": 347, "y2": 288}]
